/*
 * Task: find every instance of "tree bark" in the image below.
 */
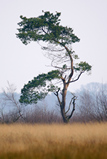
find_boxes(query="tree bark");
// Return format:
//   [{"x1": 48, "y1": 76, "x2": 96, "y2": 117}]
[{"x1": 61, "y1": 83, "x2": 69, "y2": 123}]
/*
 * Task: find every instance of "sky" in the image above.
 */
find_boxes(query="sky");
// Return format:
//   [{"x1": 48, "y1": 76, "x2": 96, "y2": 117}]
[{"x1": 0, "y1": 0, "x2": 107, "y2": 93}]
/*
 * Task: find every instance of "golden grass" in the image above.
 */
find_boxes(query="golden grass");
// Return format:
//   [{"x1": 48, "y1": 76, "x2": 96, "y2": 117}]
[{"x1": 0, "y1": 122, "x2": 107, "y2": 159}]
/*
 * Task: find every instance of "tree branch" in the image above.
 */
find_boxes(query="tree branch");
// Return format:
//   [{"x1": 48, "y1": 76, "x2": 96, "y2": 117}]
[
  {"x1": 69, "y1": 71, "x2": 83, "y2": 83},
  {"x1": 65, "y1": 96, "x2": 74, "y2": 114},
  {"x1": 67, "y1": 96, "x2": 77, "y2": 120},
  {"x1": 59, "y1": 44, "x2": 74, "y2": 85},
  {"x1": 54, "y1": 89, "x2": 61, "y2": 106},
  {"x1": 3, "y1": 88, "x2": 25, "y2": 121}
]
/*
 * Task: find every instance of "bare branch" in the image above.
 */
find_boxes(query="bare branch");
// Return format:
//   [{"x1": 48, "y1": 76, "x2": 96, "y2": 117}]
[
  {"x1": 54, "y1": 89, "x2": 62, "y2": 106},
  {"x1": 2, "y1": 82, "x2": 25, "y2": 122},
  {"x1": 65, "y1": 96, "x2": 74, "y2": 114},
  {"x1": 69, "y1": 71, "x2": 83, "y2": 83},
  {"x1": 0, "y1": 106, "x2": 5, "y2": 123},
  {"x1": 67, "y1": 96, "x2": 77, "y2": 120}
]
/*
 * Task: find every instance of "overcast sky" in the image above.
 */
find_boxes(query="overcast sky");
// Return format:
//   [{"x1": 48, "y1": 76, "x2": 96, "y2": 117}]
[{"x1": 0, "y1": 0, "x2": 107, "y2": 93}]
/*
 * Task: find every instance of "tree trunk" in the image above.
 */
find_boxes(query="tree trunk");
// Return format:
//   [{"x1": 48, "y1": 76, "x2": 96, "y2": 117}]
[
  {"x1": 59, "y1": 82, "x2": 76, "y2": 123},
  {"x1": 61, "y1": 107, "x2": 69, "y2": 123},
  {"x1": 61, "y1": 83, "x2": 69, "y2": 123}
]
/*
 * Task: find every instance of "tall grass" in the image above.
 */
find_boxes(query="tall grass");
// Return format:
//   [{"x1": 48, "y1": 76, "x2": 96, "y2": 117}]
[{"x1": 0, "y1": 122, "x2": 107, "y2": 159}]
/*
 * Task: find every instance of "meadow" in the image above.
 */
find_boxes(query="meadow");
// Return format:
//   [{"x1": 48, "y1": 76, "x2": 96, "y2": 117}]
[{"x1": 0, "y1": 122, "x2": 107, "y2": 159}]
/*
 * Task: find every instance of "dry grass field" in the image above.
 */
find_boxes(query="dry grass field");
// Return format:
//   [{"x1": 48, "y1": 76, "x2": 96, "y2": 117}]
[{"x1": 0, "y1": 122, "x2": 107, "y2": 159}]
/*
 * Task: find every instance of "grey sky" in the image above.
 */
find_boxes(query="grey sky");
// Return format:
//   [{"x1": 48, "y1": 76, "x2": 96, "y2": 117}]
[{"x1": 0, "y1": 0, "x2": 107, "y2": 93}]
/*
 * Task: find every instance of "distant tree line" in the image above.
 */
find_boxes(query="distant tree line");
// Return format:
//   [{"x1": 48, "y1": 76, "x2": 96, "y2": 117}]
[
  {"x1": 77, "y1": 85, "x2": 107, "y2": 122},
  {"x1": 0, "y1": 83, "x2": 106, "y2": 123}
]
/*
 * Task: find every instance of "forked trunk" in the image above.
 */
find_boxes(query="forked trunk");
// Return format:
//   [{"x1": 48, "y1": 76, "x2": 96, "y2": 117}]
[{"x1": 60, "y1": 82, "x2": 76, "y2": 123}]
